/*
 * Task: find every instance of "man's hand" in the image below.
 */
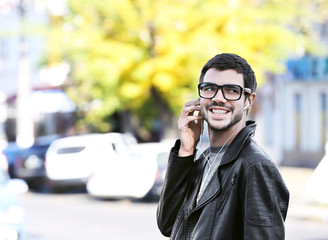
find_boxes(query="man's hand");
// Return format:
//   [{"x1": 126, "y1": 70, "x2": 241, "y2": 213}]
[{"x1": 177, "y1": 98, "x2": 203, "y2": 157}]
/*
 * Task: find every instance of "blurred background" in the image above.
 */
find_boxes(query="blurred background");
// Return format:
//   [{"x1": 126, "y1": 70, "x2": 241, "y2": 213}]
[{"x1": 0, "y1": 0, "x2": 328, "y2": 239}]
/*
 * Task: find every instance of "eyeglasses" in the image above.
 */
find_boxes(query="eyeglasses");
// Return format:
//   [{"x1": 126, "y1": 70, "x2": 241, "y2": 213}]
[{"x1": 198, "y1": 82, "x2": 251, "y2": 101}]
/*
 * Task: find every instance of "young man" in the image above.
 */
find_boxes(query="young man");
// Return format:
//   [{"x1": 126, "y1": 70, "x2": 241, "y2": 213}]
[{"x1": 157, "y1": 53, "x2": 289, "y2": 239}]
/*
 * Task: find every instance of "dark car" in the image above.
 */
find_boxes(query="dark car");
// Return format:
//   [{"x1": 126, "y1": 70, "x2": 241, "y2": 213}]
[
  {"x1": 2, "y1": 142, "x2": 23, "y2": 178},
  {"x1": 3, "y1": 135, "x2": 64, "y2": 189}
]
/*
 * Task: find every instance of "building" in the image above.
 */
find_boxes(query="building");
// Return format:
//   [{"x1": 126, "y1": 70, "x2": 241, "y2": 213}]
[
  {"x1": 258, "y1": 57, "x2": 328, "y2": 167},
  {"x1": 0, "y1": 1, "x2": 74, "y2": 146}
]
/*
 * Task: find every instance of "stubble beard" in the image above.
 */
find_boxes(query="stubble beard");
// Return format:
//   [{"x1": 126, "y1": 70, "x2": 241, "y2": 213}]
[{"x1": 201, "y1": 104, "x2": 244, "y2": 133}]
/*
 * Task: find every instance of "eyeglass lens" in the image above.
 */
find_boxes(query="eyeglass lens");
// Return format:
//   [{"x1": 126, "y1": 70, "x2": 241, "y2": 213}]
[{"x1": 199, "y1": 83, "x2": 243, "y2": 100}]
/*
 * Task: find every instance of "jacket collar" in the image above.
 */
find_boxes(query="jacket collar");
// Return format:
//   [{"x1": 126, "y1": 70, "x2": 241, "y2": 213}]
[
  {"x1": 192, "y1": 121, "x2": 256, "y2": 208},
  {"x1": 220, "y1": 120, "x2": 256, "y2": 166}
]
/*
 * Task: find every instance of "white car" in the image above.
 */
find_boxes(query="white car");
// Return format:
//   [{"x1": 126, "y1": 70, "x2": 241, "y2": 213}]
[
  {"x1": 45, "y1": 133, "x2": 137, "y2": 191},
  {"x1": 86, "y1": 140, "x2": 173, "y2": 200}
]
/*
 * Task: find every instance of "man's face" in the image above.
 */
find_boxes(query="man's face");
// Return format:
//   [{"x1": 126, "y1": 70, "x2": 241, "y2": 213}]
[{"x1": 200, "y1": 68, "x2": 247, "y2": 132}]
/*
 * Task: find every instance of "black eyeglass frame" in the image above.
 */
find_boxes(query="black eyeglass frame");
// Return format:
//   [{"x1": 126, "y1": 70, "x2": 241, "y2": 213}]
[{"x1": 198, "y1": 82, "x2": 252, "y2": 101}]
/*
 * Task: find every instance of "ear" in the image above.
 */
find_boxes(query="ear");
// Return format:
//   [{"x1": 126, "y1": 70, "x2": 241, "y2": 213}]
[{"x1": 244, "y1": 93, "x2": 256, "y2": 110}]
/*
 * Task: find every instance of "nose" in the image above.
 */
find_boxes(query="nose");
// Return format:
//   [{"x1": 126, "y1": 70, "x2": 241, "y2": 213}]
[{"x1": 212, "y1": 87, "x2": 226, "y2": 102}]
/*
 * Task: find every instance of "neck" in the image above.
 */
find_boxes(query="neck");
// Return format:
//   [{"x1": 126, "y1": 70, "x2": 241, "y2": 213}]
[{"x1": 209, "y1": 121, "x2": 245, "y2": 147}]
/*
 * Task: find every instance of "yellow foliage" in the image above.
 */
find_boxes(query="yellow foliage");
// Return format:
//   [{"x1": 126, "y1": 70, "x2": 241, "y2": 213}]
[{"x1": 44, "y1": 0, "x2": 327, "y2": 132}]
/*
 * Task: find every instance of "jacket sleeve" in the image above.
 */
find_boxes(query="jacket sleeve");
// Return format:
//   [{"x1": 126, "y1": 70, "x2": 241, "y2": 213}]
[
  {"x1": 242, "y1": 158, "x2": 290, "y2": 240},
  {"x1": 156, "y1": 140, "x2": 196, "y2": 237}
]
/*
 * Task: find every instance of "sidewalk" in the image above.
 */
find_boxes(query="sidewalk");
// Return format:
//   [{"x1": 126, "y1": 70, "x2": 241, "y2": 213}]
[{"x1": 280, "y1": 167, "x2": 328, "y2": 222}]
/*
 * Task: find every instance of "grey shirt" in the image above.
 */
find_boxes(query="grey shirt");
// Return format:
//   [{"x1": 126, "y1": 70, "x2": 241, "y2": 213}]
[{"x1": 197, "y1": 146, "x2": 228, "y2": 203}]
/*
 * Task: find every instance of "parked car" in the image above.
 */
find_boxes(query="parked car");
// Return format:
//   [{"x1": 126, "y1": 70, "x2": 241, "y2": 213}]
[
  {"x1": 2, "y1": 135, "x2": 63, "y2": 190},
  {"x1": 0, "y1": 168, "x2": 28, "y2": 240},
  {"x1": 2, "y1": 142, "x2": 23, "y2": 178},
  {"x1": 14, "y1": 135, "x2": 64, "y2": 189},
  {"x1": 86, "y1": 140, "x2": 173, "y2": 200},
  {"x1": 45, "y1": 133, "x2": 137, "y2": 192}
]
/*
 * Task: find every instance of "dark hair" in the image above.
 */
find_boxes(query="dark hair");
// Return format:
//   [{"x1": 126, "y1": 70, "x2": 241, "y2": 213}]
[{"x1": 199, "y1": 53, "x2": 257, "y2": 93}]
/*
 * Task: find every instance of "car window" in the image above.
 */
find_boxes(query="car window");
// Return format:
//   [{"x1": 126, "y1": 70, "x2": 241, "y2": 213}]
[
  {"x1": 123, "y1": 138, "x2": 136, "y2": 145},
  {"x1": 57, "y1": 146, "x2": 85, "y2": 154}
]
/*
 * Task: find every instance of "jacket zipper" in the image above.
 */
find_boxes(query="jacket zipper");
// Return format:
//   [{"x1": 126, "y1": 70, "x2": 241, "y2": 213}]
[
  {"x1": 188, "y1": 172, "x2": 237, "y2": 216},
  {"x1": 218, "y1": 173, "x2": 237, "y2": 214},
  {"x1": 171, "y1": 204, "x2": 187, "y2": 240},
  {"x1": 191, "y1": 187, "x2": 221, "y2": 214}
]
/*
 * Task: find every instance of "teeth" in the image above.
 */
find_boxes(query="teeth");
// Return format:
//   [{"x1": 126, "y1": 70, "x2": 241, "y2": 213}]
[{"x1": 212, "y1": 109, "x2": 228, "y2": 114}]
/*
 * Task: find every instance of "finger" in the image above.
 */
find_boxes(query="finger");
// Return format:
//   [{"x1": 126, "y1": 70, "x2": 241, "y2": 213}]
[
  {"x1": 178, "y1": 115, "x2": 203, "y2": 129},
  {"x1": 182, "y1": 101, "x2": 201, "y2": 117},
  {"x1": 184, "y1": 98, "x2": 200, "y2": 107}
]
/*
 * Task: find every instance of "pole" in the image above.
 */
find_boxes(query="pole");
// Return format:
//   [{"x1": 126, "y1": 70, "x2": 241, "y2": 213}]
[{"x1": 16, "y1": 0, "x2": 34, "y2": 147}]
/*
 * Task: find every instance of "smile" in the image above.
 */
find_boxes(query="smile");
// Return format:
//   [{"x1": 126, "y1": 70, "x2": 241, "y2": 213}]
[
  {"x1": 211, "y1": 109, "x2": 228, "y2": 115},
  {"x1": 207, "y1": 104, "x2": 232, "y2": 117}
]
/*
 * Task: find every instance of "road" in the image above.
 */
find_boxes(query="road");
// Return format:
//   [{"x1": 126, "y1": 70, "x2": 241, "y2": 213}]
[
  {"x1": 20, "y1": 191, "x2": 167, "y2": 240},
  {"x1": 18, "y1": 189, "x2": 328, "y2": 240},
  {"x1": 286, "y1": 218, "x2": 328, "y2": 240}
]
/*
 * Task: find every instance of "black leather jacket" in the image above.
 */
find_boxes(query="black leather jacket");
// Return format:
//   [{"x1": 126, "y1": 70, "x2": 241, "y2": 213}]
[{"x1": 157, "y1": 121, "x2": 289, "y2": 240}]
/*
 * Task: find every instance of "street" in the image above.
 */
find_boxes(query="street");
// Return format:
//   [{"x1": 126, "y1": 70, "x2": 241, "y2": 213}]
[
  {"x1": 20, "y1": 191, "x2": 168, "y2": 240},
  {"x1": 18, "y1": 183, "x2": 328, "y2": 240}
]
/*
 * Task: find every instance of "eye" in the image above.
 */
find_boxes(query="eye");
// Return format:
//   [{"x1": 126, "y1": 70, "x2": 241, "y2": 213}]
[
  {"x1": 203, "y1": 86, "x2": 214, "y2": 91},
  {"x1": 224, "y1": 85, "x2": 240, "y2": 94},
  {"x1": 202, "y1": 85, "x2": 216, "y2": 92}
]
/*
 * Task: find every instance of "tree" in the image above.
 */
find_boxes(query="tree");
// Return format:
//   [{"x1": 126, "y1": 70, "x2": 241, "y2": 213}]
[{"x1": 45, "y1": 0, "x2": 327, "y2": 140}]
